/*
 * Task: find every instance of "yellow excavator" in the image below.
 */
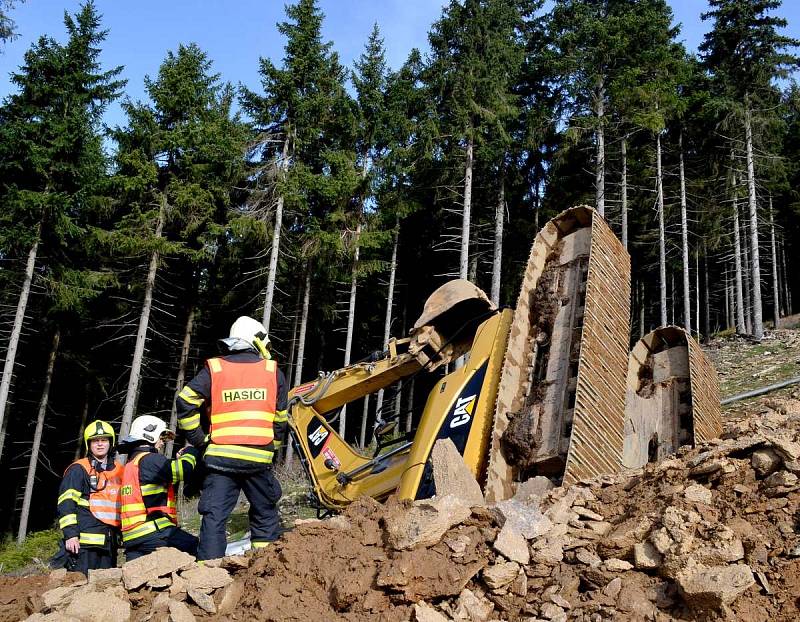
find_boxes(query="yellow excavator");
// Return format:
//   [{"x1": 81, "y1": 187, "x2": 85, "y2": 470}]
[{"x1": 286, "y1": 206, "x2": 721, "y2": 512}]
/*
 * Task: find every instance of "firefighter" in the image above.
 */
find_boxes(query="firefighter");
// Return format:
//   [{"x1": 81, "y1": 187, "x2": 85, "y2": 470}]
[
  {"x1": 176, "y1": 315, "x2": 288, "y2": 560},
  {"x1": 118, "y1": 415, "x2": 199, "y2": 561},
  {"x1": 55, "y1": 420, "x2": 123, "y2": 574}
]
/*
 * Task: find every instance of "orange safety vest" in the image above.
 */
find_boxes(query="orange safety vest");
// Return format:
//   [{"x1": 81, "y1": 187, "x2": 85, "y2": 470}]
[
  {"x1": 207, "y1": 357, "x2": 278, "y2": 446},
  {"x1": 68, "y1": 458, "x2": 123, "y2": 527},
  {"x1": 120, "y1": 452, "x2": 177, "y2": 536}
]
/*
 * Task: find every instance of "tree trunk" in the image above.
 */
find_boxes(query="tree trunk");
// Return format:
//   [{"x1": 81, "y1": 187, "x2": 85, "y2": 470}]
[
  {"x1": 621, "y1": 136, "x2": 628, "y2": 249},
  {"x1": 695, "y1": 253, "x2": 700, "y2": 336},
  {"x1": 732, "y1": 172, "x2": 746, "y2": 334},
  {"x1": 744, "y1": 98, "x2": 764, "y2": 340},
  {"x1": 639, "y1": 281, "x2": 645, "y2": 339},
  {"x1": 491, "y1": 170, "x2": 505, "y2": 305},
  {"x1": 167, "y1": 304, "x2": 195, "y2": 457},
  {"x1": 679, "y1": 131, "x2": 691, "y2": 332},
  {"x1": 656, "y1": 133, "x2": 667, "y2": 326},
  {"x1": 670, "y1": 273, "x2": 675, "y2": 325},
  {"x1": 0, "y1": 230, "x2": 40, "y2": 461},
  {"x1": 769, "y1": 195, "x2": 780, "y2": 327},
  {"x1": 780, "y1": 237, "x2": 791, "y2": 314},
  {"x1": 340, "y1": 222, "x2": 362, "y2": 438},
  {"x1": 73, "y1": 386, "x2": 90, "y2": 461},
  {"x1": 17, "y1": 328, "x2": 60, "y2": 543},
  {"x1": 375, "y1": 224, "x2": 399, "y2": 418},
  {"x1": 406, "y1": 378, "x2": 415, "y2": 434},
  {"x1": 294, "y1": 266, "x2": 312, "y2": 386},
  {"x1": 262, "y1": 135, "x2": 291, "y2": 333},
  {"x1": 742, "y1": 214, "x2": 753, "y2": 334},
  {"x1": 703, "y1": 246, "x2": 711, "y2": 342},
  {"x1": 121, "y1": 196, "x2": 166, "y2": 440},
  {"x1": 286, "y1": 283, "x2": 302, "y2": 385},
  {"x1": 595, "y1": 77, "x2": 606, "y2": 217},
  {"x1": 461, "y1": 135, "x2": 474, "y2": 280},
  {"x1": 725, "y1": 266, "x2": 732, "y2": 330}
]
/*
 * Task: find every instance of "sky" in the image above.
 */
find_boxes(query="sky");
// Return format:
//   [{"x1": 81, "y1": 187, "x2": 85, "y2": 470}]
[{"x1": 1, "y1": 0, "x2": 799, "y2": 131}]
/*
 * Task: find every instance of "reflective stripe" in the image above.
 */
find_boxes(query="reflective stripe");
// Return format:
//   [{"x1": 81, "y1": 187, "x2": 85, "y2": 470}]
[
  {"x1": 121, "y1": 503, "x2": 146, "y2": 513},
  {"x1": 205, "y1": 444, "x2": 273, "y2": 463},
  {"x1": 171, "y1": 461, "x2": 183, "y2": 483},
  {"x1": 274, "y1": 409, "x2": 288, "y2": 422},
  {"x1": 59, "y1": 514, "x2": 77, "y2": 528},
  {"x1": 76, "y1": 498, "x2": 90, "y2": 507},
  {"x1": 90, "y1": 499, "x2": 119, "y2": 508},
  {"x1": 178, "y1": 387, "x2": 204, "y2": 406},
  {"x1": 212, "y1": 411, "x2": 273, "y2": 424},
  {"x1": 179, "y1": 413, "x2": 201, "y2": 430},
  {"x1": 79, "y1": 532, "x2": 106, "y2": 546},
  {"x1": 252, "y1": 541, "x2": 271, "y2": 548},
  {"x1": 181, "y1": 453, "x2": 197, "y2": 467},
  {"x1": 211, "y1": 426, "x2": 274, "y2": 438},
  {"x1": 208, "y1": 358, "x2": 222, "y2": 373},
  {"x1": 265, "y1": 360, "x2": 276, "y2": 372},
  {"x1": 91, "y1": 511, "x2": 119, "y2": 522},
  {"x1": 121, "y1": 517, "x2": 175, "y2": 543},
  {"x1": 58, "y1": 489, "x2": 81, "y2": 505},
  {"x1": 141, "y1": 484, "x2": 166, "y2": 496}
]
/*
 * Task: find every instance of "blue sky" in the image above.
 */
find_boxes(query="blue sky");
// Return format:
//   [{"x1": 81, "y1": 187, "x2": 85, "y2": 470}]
[{"x1": 1, "y1": 0, "x2": 798, "y2": 130}]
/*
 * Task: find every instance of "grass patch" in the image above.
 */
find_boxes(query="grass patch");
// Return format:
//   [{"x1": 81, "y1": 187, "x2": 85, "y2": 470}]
[{"x1": 0, "y1": 529, "x2": 61, "y2": 574}]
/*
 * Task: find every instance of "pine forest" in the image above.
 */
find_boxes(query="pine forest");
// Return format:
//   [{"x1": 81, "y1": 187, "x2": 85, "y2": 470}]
[{"x1": 0, "y1": 0, "x2": 798, "y2": 536}]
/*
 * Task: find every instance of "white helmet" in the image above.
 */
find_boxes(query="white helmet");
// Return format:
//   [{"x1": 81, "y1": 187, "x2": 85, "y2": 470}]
[
  {"x1": 124, "y1": 415, "x2": 174, "y2": 445},
  {"x1": 220, "y1": 316, "x2": 271, "y2": 358}
]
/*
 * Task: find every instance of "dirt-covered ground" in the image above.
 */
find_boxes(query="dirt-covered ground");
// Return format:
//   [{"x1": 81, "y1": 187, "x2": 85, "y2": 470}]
[{"x1": 8, "y1": 329, "x2": 800, "y2": 622}]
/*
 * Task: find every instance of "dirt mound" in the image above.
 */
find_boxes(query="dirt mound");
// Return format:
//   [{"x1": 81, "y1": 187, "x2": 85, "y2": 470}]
[{"x1": 13, "y1": 390, "x2": 800, "y2": 621}]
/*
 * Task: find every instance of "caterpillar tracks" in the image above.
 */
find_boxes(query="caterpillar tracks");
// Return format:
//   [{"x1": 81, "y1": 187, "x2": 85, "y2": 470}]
[
  {"x1": 286, "y1": 204, "x2": 721, "y2": 512},
  {"x1": 624, "y1": 327, "x2": 721, "y2": 468},
  {"x1": 484, "y1": 206, "x2": 631, "y2": 501}
]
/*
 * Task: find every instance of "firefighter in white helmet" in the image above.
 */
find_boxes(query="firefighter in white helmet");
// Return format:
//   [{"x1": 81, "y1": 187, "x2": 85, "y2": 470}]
[
  {"x1": 118, "y1": 415, "x2": 199, "y2": 560},
  {"x1": 54, "y1": 420, "x2": 123, "y2": 574},
  {"x1": 176, "y1": 316, "x2": 288, "y2": 560}
]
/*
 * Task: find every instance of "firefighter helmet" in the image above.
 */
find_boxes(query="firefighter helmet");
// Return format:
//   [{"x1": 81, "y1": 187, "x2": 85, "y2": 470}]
[
  {"x1": 124, "y1": 415, "x2": 175, "y2": 445},
  {"x1": 83, "y1": 419, "x2": 116, "y2": 452},
  {"x1": 219, "y1": 316, "x2": 271, "y2": 358}
]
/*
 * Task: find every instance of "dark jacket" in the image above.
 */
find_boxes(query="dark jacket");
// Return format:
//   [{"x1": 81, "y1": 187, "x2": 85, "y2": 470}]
[
  {"x1": 57, "y1": 458, "x2": 120, "y2": 550},
  {"x1": 176, "y1": 350, "x2": 288, "y2": 473}
]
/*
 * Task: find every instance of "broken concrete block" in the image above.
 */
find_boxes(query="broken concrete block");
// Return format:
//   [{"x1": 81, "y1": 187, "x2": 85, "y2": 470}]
[
  {"x1": 122, "y1": 548, "x2": 195, "y2": 591},
  {"x1": 454, "y1": 589, "x2": 494, "y2": 622},
  {"x1": 188, "y1": 588, "x2": 216, "y2": 614},
  {"x1": 765, "y1": 435, "x2": 800, "y2": 461},
  {"x1": 574, "y1": 548, "x2": 601, "y2": 567},
  {"x1": 574, "y1": 507, "x2": 604, "y2": 521},
  {"x1": 431, "y1": 438, "x2": 485, "y2": 507},
  {"x1": 633, "y1": 541, "x2": 662, "y2": 570},
  {"x1": 41, "y1": 586, "x2": 80, "y2": 611},
  {"x1": 64, "y1": 590, "x2": 130, "y2": 622},
  {"x1": 539, "y1": 602, "x2": 567, "y2": 621},
  {"x1": 603, "y1": 558, "x2": 633, "y2": 572},
  {"x1": 216, "y1": 581, "x2": 244, "y2": 616},
  {"x1": 169, "y1": 573, "x2": 188, "y2": 600},
  {"x1": 483, "y1": 561, "x2": 520, "y2": 590},
  {"x1": 495, "y1": 498, "x2": 553, "y2": 540},
  {"x1": 152, "y1": 592, "x2": 171, "y2": 611},
  {"x1": 147, "y1": 576, "x2": 172, "y2": 589},
  {"x1": 220, "y1": 555, "x2": 250, "y2": 571},
  {"x1": 684, "y1": 484, "x2": 712, "y2": 505},
  {"x1": 385, "y1": 494, "x2": 472, "y2": 550},
  {"x1": 168, "y1": 599, "x2": 196, "y2": 622},
  {"x1": 677, "y1": 564, "x2": 755, "y2": 609},
  {"x1": 412, "y1": 602, "x2": 449, "y2": 622},
  {"x1": 514, "y1": 476, "x2": 555, "y2": 501},
  {"x1": 87, "y1": 568, "x2": 122, "y2": 590},
  {"x1": 751, "y1": 448, "x2": 783, "y2": 476},
  {"x1": 764, "y1": 470, "x2": 798, "y2": 488},
  {"x1": 180, "y1": 566, "x2": 232, "y2": 592},
  {"x1": 494, "y1": 523, "x2": 530, "y2": 564},
  {"x1": 602, "y1": 577, "x2": 623, "y2": 599}
]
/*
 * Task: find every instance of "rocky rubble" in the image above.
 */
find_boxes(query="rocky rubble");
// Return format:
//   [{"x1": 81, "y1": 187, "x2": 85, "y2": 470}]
[
  {"x1": 24, "y1": 549, "x2": 243, "y2": 621},
  {"x1": 13, "y1": 391, "x2": 800, "y2": 622}
]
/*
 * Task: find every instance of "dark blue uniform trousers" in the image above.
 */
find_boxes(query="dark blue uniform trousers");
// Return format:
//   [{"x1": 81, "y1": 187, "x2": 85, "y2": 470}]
[{"x1": 197, "y1": 467, "x2": 282, "y2": 560}]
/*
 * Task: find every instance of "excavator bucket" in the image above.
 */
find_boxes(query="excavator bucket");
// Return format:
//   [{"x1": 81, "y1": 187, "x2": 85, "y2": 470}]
[
  {"x1": 485, "y1": 205, "x2": 631, "y2": 501},
  {"x1": 623, "y1": 327, "x2": 721, "y2": 468}
]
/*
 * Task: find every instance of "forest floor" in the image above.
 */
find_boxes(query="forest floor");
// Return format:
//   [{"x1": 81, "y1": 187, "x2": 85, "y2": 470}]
[{"x1": 4, "y1": 328, "x2": 800, "y2": 622}]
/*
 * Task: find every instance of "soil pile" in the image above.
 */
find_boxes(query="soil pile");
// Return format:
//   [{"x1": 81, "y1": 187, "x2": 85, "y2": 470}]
[{"x1": 15, "y1": 390, "x2": 800, "y2": 622}]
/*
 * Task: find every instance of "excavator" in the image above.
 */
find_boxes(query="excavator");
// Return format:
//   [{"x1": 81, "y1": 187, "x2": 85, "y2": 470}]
[{"x1": 285, "y1": 205, "x2": 722, "y2": 513}]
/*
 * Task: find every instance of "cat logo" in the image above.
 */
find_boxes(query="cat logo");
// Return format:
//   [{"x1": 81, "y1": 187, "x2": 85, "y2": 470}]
[
  {"x1": 450, "y1": 394, "x2": 476, "y2": 428},
  {"x1": 309, "y1": 425, "x2": 329, "y2": 447}
]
